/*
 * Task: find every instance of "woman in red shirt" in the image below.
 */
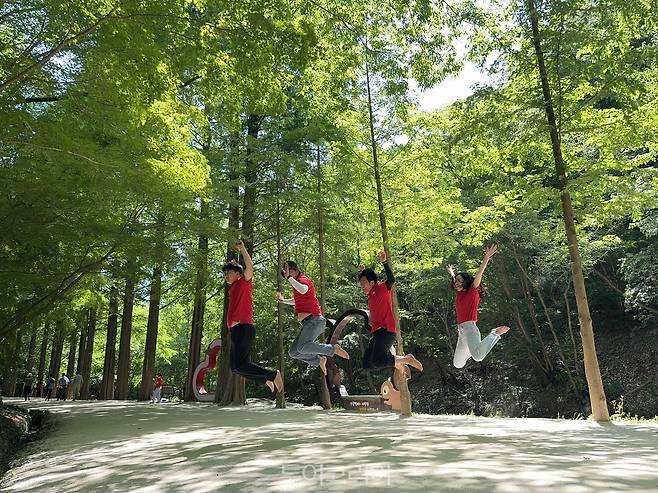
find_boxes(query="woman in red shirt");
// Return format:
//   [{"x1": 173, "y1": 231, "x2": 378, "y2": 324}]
[
  {"x1": 223, "y1": 241, "x2": 283, "y2": 394},
  {"x1": 358, "y1": 251, "x2": 423, "y2": 374},
  {"x1": 450, "y1": 244, "x2": 510, "y2": 368},
  {"x1": 277, "y1": 261, "x2": 350, "y2": 376}
]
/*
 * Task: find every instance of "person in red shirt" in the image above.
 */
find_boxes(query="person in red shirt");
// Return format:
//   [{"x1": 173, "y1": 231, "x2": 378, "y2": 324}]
[
  {"x1": 152, "y1": 373, "x2": 164, "y2": 403},
  {"x1": 449, "y1": 244, "x2": 510, "y2": 368},
  {"x1": 358, "y1": 251, "x2": 423, "y2": 374},
  {"x1": 277, "y1": 261, "x2": 349, "y2": 376},
  {"x1": 223, "y1": 241, "x2": 283, "y2": 394}
]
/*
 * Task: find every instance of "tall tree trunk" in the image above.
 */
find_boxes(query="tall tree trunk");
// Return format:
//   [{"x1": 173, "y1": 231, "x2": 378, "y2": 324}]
[
  {"x1": 48, "y1": 320, "x2": 65, "y2": 379},
  {"x1": 275, "y1": 178, "x2": 286, "y2": 409},
  {"x1": 185, "y1": 201, "x2": 209, "y2": 401},
  {"x1": 316, "y1": 145, "x2": 332, "y2": 409},
  {"x1": 25, "y1": 328, "x2": 37, "y2": 375},
  {"x1": 66, "y1": 330, "x2": 77, "y2": 377},
  {"x1": 80, "y1": 308, "x2": 97, "y2": 399},
  {"x1": 217, "y1": 132, "x2": 245, "y2": 406},
  {"x1": 115, "y1": 272, "x2": 136, "y2": 400},
  {"x1": 37, "y1": 323, "x2": 49, "y2": 390},
  {"x1": 220, "y1": 115, "x2": 261, "y2": 406},
  {"x1": 100, "y1": 288, "x2": 119, "y2": 400},
  {"x1": 76, "y1": 314, "x2": 87, "y2": 374},
  {"x1": 365, "y1": 57, "x2": 412, "y2": 416},
  {"x1": 139, "y1": 264, "x2": 162, "y2": 401},
  {"x1": 527, "y1": 0, "x2": 609, "y2": 421},
  {"x1": 241, "y1": 114, "x2": 261, "y2": 255}
]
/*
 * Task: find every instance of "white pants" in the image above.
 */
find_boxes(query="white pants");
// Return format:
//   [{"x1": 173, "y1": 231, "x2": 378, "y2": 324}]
[
  {"x1": 453, "y1": 321, "x2": 501, "y2": 368},
  {"x1": 71, "y1": 383, "x2": 81, "y2": 400},
  {"x1": 152, "y1": 387, "x2": 161, "y2": 403}
]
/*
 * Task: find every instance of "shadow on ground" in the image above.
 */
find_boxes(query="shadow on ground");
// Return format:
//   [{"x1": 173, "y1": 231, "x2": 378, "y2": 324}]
[{"x1": 2, "y1": 398, "x2": 657, "y2": 492}]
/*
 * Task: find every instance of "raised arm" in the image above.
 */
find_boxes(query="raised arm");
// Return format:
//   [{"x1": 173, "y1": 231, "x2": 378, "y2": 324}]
[
  {"x1": 378, "y1": 251, "x2": 395, "y2": 289},
  {"x1": 281, "y1": 262, "x2": 308, "y2": 294},
  {"x1": 473, "y1": 244, "x2": 498, "y2": 289},
  {"x1": 288, "y1": 276, "x2": 309, "y2": 294},
  {"x1": 236, "y1": 240, "x2": 253, "y2": 281}
]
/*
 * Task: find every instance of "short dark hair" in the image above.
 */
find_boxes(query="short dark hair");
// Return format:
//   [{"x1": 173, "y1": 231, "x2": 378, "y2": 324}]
[
  {"x1": 222, "y1": 262, "x2": 243, "y2": 275},
  {"x1": 358, "y1": 268, "x2": 378, "y2": 283},
  {"x1": 286, "y1": 260, "x2": 300, "y2": 273}
]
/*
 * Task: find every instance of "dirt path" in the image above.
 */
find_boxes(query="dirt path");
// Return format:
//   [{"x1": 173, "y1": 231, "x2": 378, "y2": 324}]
[{"x1": 2, "y1": 398, "x2": 657, "y2": 492}]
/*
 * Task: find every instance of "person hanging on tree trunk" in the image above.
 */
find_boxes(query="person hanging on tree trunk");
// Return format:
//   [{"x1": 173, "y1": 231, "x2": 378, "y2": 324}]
[
  {"x1": 448, "y1": 244, "x2": 510, "y2": 368},
  {"x1": 223, "y1": 240, "x2": 283, "y2": 394},
  {"x1": 277, "y1": 261, "x2": 350, "y2": 376},
  {"x1": 358, "y1": 251, "x2": 423, "y2": 375}
]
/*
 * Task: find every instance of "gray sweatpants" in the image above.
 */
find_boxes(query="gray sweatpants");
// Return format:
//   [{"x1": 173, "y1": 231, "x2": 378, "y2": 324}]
[
  {"x1": 453, "y1": 320, "x2": 501, "y2": 368},
  {"x1": 289, "y1": 315, "x2": 335, "y2": 367}
]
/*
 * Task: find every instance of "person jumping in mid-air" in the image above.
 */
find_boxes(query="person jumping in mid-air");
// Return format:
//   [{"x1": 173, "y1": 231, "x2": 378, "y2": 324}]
[
  {"x1": 223, "y1": 240, "x2": 283, "y2": 394},
  {"x1": 358, "y1": 251, "x2": 423, "y2": 375},
  {"x1": 277, "y1": 261, "x2": 349, "y2": 376},
  {"x1": 448, "y1": 244, "x2": 510, "y2": 368}
]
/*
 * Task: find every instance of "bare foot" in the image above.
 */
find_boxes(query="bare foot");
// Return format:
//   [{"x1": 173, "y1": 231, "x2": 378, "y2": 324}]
[
  {"x1": 495, "y1": 325, "x2": 510, "y2": 335},
  {"x1": 334, "y1": 344, "x2": 350, "y2": 360},
  {"x1": 266, "y1": 380, "x2": 275, "y2": 393},
  {"x1": 274, "y1": 370, "x2": 284, "y2": 393},
  {"x1": 405, "y1": 354, "x2": 423, "y2": 372},
  {"x1": 319, "y1": 356, "x2": 327, "y2": 376}
]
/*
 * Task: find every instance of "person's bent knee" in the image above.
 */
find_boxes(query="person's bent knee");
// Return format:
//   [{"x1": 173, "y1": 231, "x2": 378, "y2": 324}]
[
  {"x1": 453, "y1": 358, "x2": 466, "y2": 368},
  {"x1": 471, "y1": 351, "x2": 486, "y2": 362}
]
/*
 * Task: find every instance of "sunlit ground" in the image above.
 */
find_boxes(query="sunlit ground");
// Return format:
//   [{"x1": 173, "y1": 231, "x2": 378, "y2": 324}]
[{"x1": 2, "y1": 397, "x2": 657, "y2": 492}]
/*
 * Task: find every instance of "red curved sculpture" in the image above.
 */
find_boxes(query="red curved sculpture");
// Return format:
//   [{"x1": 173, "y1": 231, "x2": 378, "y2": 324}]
[{"x1": 192, "y1": 338, "x2": 222, "y2": 402}]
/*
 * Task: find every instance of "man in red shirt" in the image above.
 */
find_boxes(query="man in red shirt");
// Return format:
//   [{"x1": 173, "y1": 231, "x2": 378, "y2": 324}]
[
  {"x1": 358, "y1": 251, "x2": 423, "y2": 374},
  {"x1": 223, "y1": 241, "x2": 283, "y2": 394},
  {"x1": 277, "y1": 261, "x2": 349, "y2": 375}
]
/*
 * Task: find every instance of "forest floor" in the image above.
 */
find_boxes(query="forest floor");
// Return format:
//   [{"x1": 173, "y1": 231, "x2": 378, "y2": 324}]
[{"x1": 1, "y1": 398, "x2": 658, "y2": 492}]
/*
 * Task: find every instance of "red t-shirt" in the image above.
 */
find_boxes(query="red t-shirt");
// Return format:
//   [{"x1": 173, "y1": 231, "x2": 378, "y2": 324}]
[
  {"x1": 154, "y1": 375, "x2": 163, "y2": 389},
  {"x1": 292, "y1": 275, "x2": 322, "y2": 316},
  {"x1": 227, "y1": 276, "x2": 254, "y2": 328},
  {"x1": 455, "y1": 287, "x2": 480, "y2": 324},
  {"x1": 367, "y1": 281, "x2": 397, "y2": 333}
]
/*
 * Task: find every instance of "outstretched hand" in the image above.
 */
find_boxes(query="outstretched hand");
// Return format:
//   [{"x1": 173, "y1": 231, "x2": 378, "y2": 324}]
[
  {"x1": 377, "y1": 250, "x2": 387, "y2": 263},
  {"x1": 276, "y1": 292, "x2": 285, "y2": 302},
  {"x1": 357, "y1": 264, "x2": 366, "y2": 272},
  {"x1": 447, "y1": 264, "x2": 456, "y2": 279},
  {"x1": 235, "y1": 239, "x2": 245, "y2": 251},
  {"x1": 484, "y1": 244, "x2": 498, "y2": 259}
]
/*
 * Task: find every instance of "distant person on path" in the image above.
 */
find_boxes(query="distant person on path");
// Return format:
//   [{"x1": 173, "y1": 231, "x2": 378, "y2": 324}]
[
  {"x1": 45, "y1": 374, "x2": 55, "y2": 400},
  {"x1": 23, "y1": 373, "x2": 34, "y2": 401},
  {"x1": 71, "y1": 373, "x2": 83, "y2": 400},
  {"x1": 36, "y1": 380, "x2": 44, "y2": 398},
  {"x1": 448, "y1": 244, "x2": 510, "y2": 368},
  {"x1": 277, "y1": 260, "x2": 349, "y2": 376},
  {"x1": 223, "y1": 240, "x2": 283, "y2": 394},
  {"x1": 151, "y1": 373, "x2": 164, "y2": 403},
  {"x1": 57, "y1": 373, "x2": 69, "y2": 401}
]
